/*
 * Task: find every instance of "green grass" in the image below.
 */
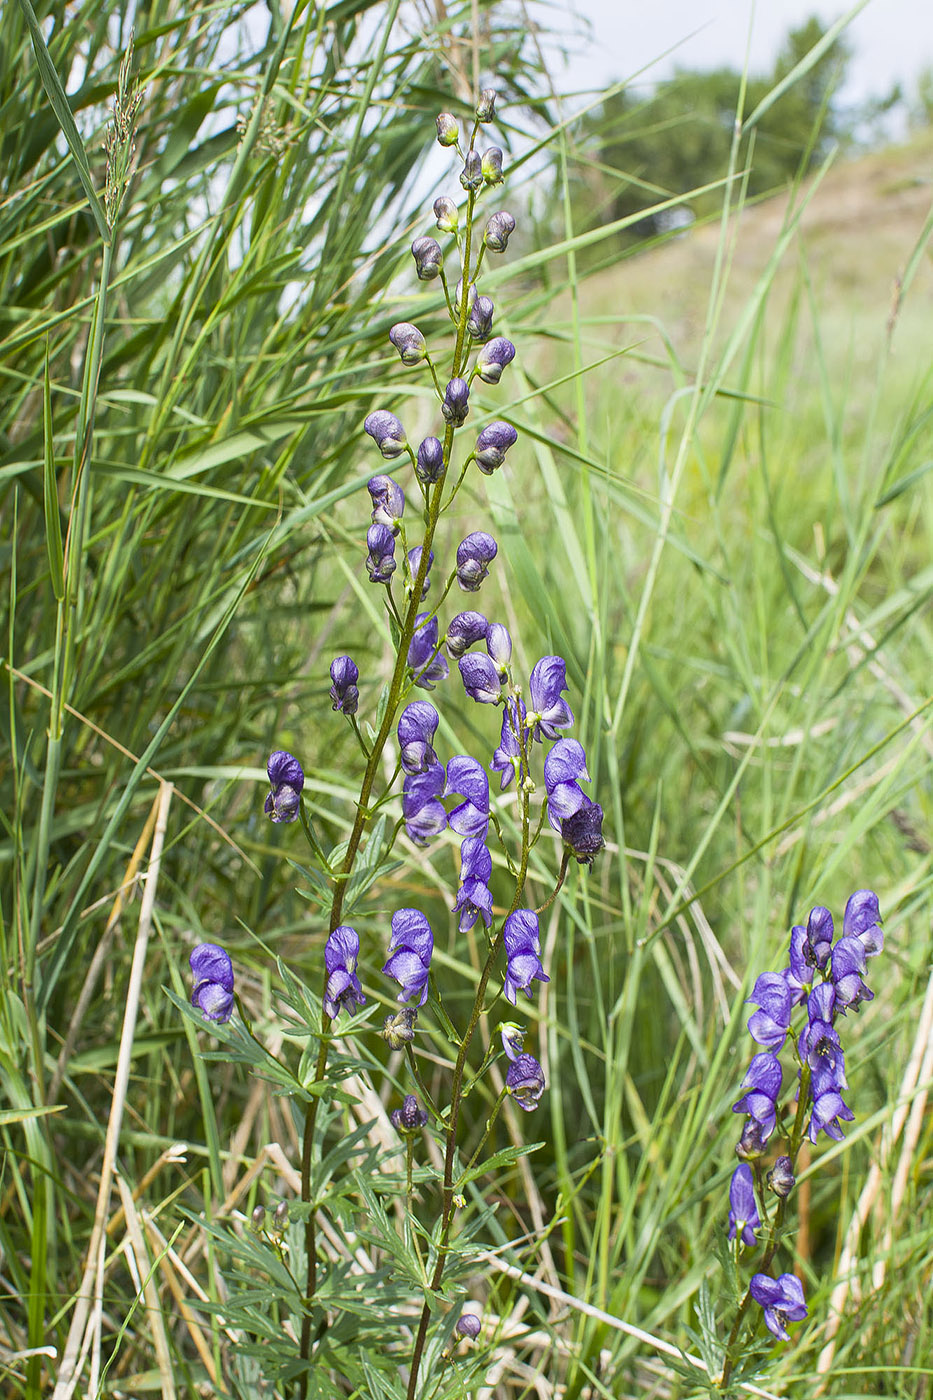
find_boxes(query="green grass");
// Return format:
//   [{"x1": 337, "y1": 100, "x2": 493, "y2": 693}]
[{"x1": 2, "y1": 1, "x2": 933, "y2": 1395}]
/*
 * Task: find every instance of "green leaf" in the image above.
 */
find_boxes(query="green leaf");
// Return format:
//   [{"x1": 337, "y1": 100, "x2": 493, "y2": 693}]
[{"x1": 42, "y1": 343, "x2": 64, "y2": 600}]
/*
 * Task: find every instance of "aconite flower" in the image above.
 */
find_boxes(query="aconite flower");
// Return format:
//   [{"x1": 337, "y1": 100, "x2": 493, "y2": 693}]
[
  {"x1": 190, "y1": 942, "x2": 235, "y2": 1023},
  {"x1": 264, "y1": 750, "x2": 304, "y2": 823}
]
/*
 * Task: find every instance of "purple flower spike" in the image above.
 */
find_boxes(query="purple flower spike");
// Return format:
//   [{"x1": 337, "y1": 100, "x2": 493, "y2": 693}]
[
  {"x1": 416, "y1": 436, "x2": 445, "y2": 485},
  {"x1": 476, "y1": 337, "x2": 515, "y2": 385},
  {"x1": 503, "y1": 909, "x2": 549, "y2": 1005},
  {"x1": 265, "y1": 749, "x2": 304, "y2": 823},
  {"x1": 562, "y1": 802, "x2": 605, "y2": 865},
  {"x1": 411, "y1": 235, "x2": 443, "y2": 280},
  {"x1": 402, "y1": 763, "x2": 447, "y2": 845},
  {"x1": 467, "y1": 294, "x2": 495, "y2": 341},
  {"x1": 446, "y1": 610, "x2": 488, "y2": 658},
  {"x1": 323, "y1": 926, "x2": 365, "y2": 1019},
  {"x1": 475, "y1": 421, "x2": 517, "y2": 474},
  {"x1": 368, "y1": 475, "x2": 405, "y2": 530},
  {"x1": 506, "y1": 1052, "x2": 546, "y2": 1110},
  {"x1": 456, "y1": 532, "x2": 497, "y2": 592},
  {"x1": 528, "y1": 656, "x2": 574, "y2": 740},
  {"x1": 543, "y1": 737, "x2": 590, "y2": 832},
  {"x1": 446, "y1": 755, "x2": 490, "y2": 839},
  {"x1": 484, "y1": 211, "x2": 515, "y2": 253},
  {"x1": 398, "y1": 700, "x2": 440, "y2": 775},
  {"x1": 366, "y1": 522, "x2": 396, "y2": 583},
  {"x1": 408, "y1": 613, "x2": 449, "y2": 690},
  {"x1": 329, "y1": 655, "x2": 359, "y2": 715},
  {"x1": 492, "y1": 696, "x2": 526, "y2": 790},
  {"x1": 843, "y1": 889, "x2": 884, "y2": 956},
  {"x1": 746, "y1": 972, "x2": 793, "y2": 1051},
  {"x1": 363, "y1": 410, "x2": 407, "y2": 458},
  {"x1": 442, "y1": 377, "x2": 470, "y2": 427},
  {"x1": 190, "y1": 942, "x2": 235, "y2": 1023},
  {"x1": 454, "y1": 836, "x2": 493, "y2": 931},
  {"x1": 727, "y1": 1163, "x2": 761, "y2": 1247},
  {"x1": 459, "y1": 653, "x2": 502, "y2": 704},
  {"x1": 749, "y1": 1273, "x2": 807, "y2": 1341},
  {"x1": 383, "y1": 909, "x2": 434, "y2": 1006},
  {"x1": 389, "y1": 322, "x2": 426, "y2": 366}
]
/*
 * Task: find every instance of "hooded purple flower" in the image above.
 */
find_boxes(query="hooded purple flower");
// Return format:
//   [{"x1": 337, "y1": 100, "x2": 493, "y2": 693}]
[
  {"x1": 484, "y1": 211, "x2": 515, "y2": 253},
  {"x1": 503, "y1": 909, "x2": 549, "y2": 1004},
  {"x1": 398, "y1": 701, "x2": 440, "y2": 775},
  {"x1": 543, "y1": 738, "x2": 590, "y2": 832},
  {"x1": 727, "y1": 1163, "x2": 761, "y2": 1247},
  {"x1": 467, "y1": 294, "x2": 494, "y2": 341},
  {"x1": 416, "y1": 436, "x2": 445, "y2": 485},
  {"x1": 366, "y1": 523, "x2": 396, "y2": 583},
  {"x1": 798, "y1": 982, "x2": 842, "y2": 1072},
  {"x1": 459, "y1": 653, "x2": 502, "y2": 704},
  {"x1": 408, "y1": 613, "x2": 449, "y2": 690},
  {"x1": 562, "y1": 802, "x2": 605, "y2": 865},
  {"x1": 746, "y1": 972, "x2": 793, "y2": 1051},
  {"x1": 475, "y1": 421, "x2": 517, "y2": 474},
  {"x1": 264, "y1": 750, "x2": 304, "y2": 823},
  {"x1": 456, "y1": 532, "x2": 497, "y2": 592},
  {"x1": 506, "y1": 1052, "x2": 545, "y2": 1110},
  {"x1": 391, "y1": 1094, "x2": 429, "y2": 1131},
  {"x1": 442, "y1": 377, "x2": 470, "y2": 427},
  {"x1": 368, "y1": 475, "x2": 405, "y2": 531},
  {"x1": 383, "y1": 909, "x2": 434, "y2": 1006},
  {"x1": 389, "y1": 322, "x2": 426, "y2": 366},
  {"x1": 330, "y1": 656, "x2": 359, "y2": 715},
  {"x1": 843, "y1": 889, "x2": 884, "y2": 955},
  {"x1": 411, "y1": 235, "x2": 442, "y2": 280},
  {"x1": 749, "y1": 1273, "x2": 807, "y2": 1341},
  {"x1": 445, "y1": 756, "x2": 490, "y2": 839},
  {"x1": 732, "y1": 1051, "x2": 782, "y2": 1142},
  {"x1": 323, "y1": 926, "x2": 365, "y2": 1019},
  {"x1": 446, "y1": 610, "x2": 488, "y2": 658},
  {"x1": 190, "y1": 942, "x2": 235, "y2": 1023},
  {"x1": 805, "y1": 904, "x2": 835, "y2": 969},
  {"x1": 402, "y1": 763, "x2": 447, "y2": 845},
  {"x1": 492, "y1": 696, "x2": 526, "y2": 790},
  {"x1": 831, "y1": 935, "x2": 874, "y2": 1012},
  {"x1": 528, "y1": 656, "x2": 574, "y2": 740},
  {"x1": 460, "y1": 148, "x2": 483, "y2": 191},
  {"x1": 807, "y1": 1057, "x2": 855, "y2": 1142},
  {"x1": 454, "y1": 837, "x2": 493, "y2": 931},
  {"x1": 476, "y1": 337, "x2": 515, "y2": 385},
  {"x1": 364, "y1": 410, "x2": 407, "y2": 458}
]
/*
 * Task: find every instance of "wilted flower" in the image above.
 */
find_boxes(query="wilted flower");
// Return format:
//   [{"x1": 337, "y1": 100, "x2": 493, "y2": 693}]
[
  {"x1": 727, "y1": 1163, "x2": 760, "y2": 1246},
  {"x1": 436, "y1": 112, "x2": 459, "y2": 147},
  {"x1": 527, "y1": 656, "x2": 573, "y2": 740},
  {"x1": 434, "y1": 195, "x2": 458, "y2": 232},
  {"x1": 442, "y1": 377, "x2": 470, "y2": 426},
  {"x1": 329, "y1": 655, "x2": 359, "y2": 715},
  {"x1": 460, "y1": 149, "x2": 483, "y2": 191},
  {"x1": 749, "y1": 1273, "x2": 807, "y2": 1342},
  {"x1": 446, "y1": 610, "x2": 488, "y2": 658},
  {"x1": 456, "y1": 532, "x2": 497, "y2": 591},
  {"x1": 476, "y1": 88, "x2": 497, "y2": 122},
  {"x1": 561, "y1": 802, "x2": 605, "y2": 865},
  {"x1": 398, "y1": 700, "x2": 440, "y2": 775},
  {"x1": 445, "y1": 755, "x2": 490, "y2": 839},
  {"x1": 475, "y1": 421, "x2": 517, "y2": 474},
  {"x1": 476, "y1": 337, "x2": 515, "y2": 385},
  {"x1": 367, "y1": 475, "x2": 405, "y2": 530},
  {"x1": 389, "y1": 322, "x2": 426, "y2": 366},
  {"x1": 323, "y1": 925, "x2": 365, "y2": 1019},
  {"x1": 506, "y1": 1052, "x2": 545, "y2": 1109},
  {"x1": 265, "y1": 749, "x2": 304, "y2": 823},
  {"x1": 190, "y1": 942, "x2": 235, "y2": 1023},
  {"x1": 363, "y1": 410, "x2": 407, "y2": 458},
  {"x1": 503, "y1": 909, "x2": 549, "y2": 1004},
  {"x1": 454, "y1": 837, "x2": 493, "y2": 930},
  {"x1": 412, "y1": 235, "x2": 443, "y2": 280},
  {"x1": 366, "y1": 522, "x2": 396, "y2": 583},
  {"x1": 391, "y1": 1093, "x2": 429, "y2": 1131},
  {"x1": 484, "y1": 211, "x2": 515, "y2": 253},
  {"x1": 459, "y1": 653, "x2": 502, "y2": 704},
  {"x1": 408, "y1": 613, "x2": 449, "y2": 689},
  {"x1": 467, "y1": 294, "x2": 495, "y2": 341},
  {"x1": 382, "y1": 1006, "x2": 417, "y2": 1048},
  {"x1": 455, "y1": 1312, "x2": 481, "y2": 1340},
  {"x1": 383, "y1": 909, "x2": 434, "y2": 1006}
]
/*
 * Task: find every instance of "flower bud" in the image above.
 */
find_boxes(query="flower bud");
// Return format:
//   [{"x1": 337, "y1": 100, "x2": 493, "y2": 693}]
[
  {"x1": 434, "y1": 195, "x2": 459, "y2": 232},
  {"x1": 735, "y1": 1118, "x2": 767, "y2": 1161},
  {"x1": 367, "y1": 474, "x2": 405, "y2": 530},
  {"x1": 467, "y1": 294, "x2": 495, "y2": 341},
  {"x1": 486, "y1": 622, "x2": 512, "y2": 667},
  {"x1": 482, "y1": 147, "x2": 504, "y2": 185},
  {"x1": 455, "y1": 278, "x2": 476, "y2": 318},
  {"x1": 329, "y1": 655, "x2": 359, "y2": 714},
  {"x1": 272, "y1": 1201, "x2": 289, "y2": 1232},
  {"x1": 416, "y1": 436, "x2": 444, "y2": 485},
  {"x1": 476, "y1": 337, "x2": 515, "y2": 385},
  {"x1": 436, "y1": 112, "x2": 459, "y2": 147},
  {"x1": 446, "y1": 610, "x2": 488, "y2": 658},
  {"x1": 476, "y1": 89, "x2": 497, "y2": 122},
  {"x1": 460, "y1": 149, "x2": 483, "y2": 191},
  {"x1": 250, "y1": 1204, "x2": 266, "y2": 1231},
  {"x1": 382, "y1": 1006, "x2": 418, "y2": 1048},
  {"x1": 407, "y1": 546, "x2": 434, "y2": 599},
  {"x1": 411, "y1": 235, "x2": 443, "y2": 280},
  {"x1": 767, "y1": 1155, "x2": 796, "y2": 1198},
  {"x1": 456, "y1": 532, "x2": 497, "y2": 591},
  {"x1": 456, "y1": 1312, "x2": 481, "y2": 1339},
  {"x1": 391, "y1": 1093, "x2": 429, "y2": 1132},
  {"x1": 475, "y1": 420, "x2": 517, "y2": 474},
  {"x1": 366, "y1": 523, "x2": 396, "y2": 583},
  {"x1": 363, "y1": 410, "x2": 407, "y2": 458},
  {"x1": 459, "y1": 653, "x2": 501, "y2": 704},
  {"x1": 484, "y1": 210, "x2": 515, "y2": 253},
  {"x1": 442, "y1": 377, "x2": 470, "y2": 427},
  {"x1": 264, "y1": 751, "x2": 304, "y2": 826},
  {"x1": 389, "y1": 322, "x2": 426, "y2": 366},
  {"x1": 500, "y1": 1023, "x2": 524, "y2": 1061}
]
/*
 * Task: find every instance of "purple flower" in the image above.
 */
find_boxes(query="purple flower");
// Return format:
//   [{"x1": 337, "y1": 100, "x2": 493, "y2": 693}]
[
  {"x1": 398, "y1": 701, "x2": 439, "y2": 775},
  {"x1": 389, "y1": 322, "x2": 426, "y2": 365},
  {"x1": 391, "y1": 1094, "x2": 428, "y2": 1131},
  {"x1": 368, "y1": 475, "x2": 405, "y2": 530},
  {"x1": 264, "y1": 749, "x2": 304, "y2": 823},
  {"x1": 456, "y1": 1312, "x2": 481, "y2": 1340},
  {"x1": 459, "y1": 653, "x2": 502, "y2": 704},
  {"x1": 767, "y1": 1155, "x2": 795, "y2": 1197},
  {"x1": 735, "y1": 1118, "x2": 768, "y2": 1160},
  {"x1": 442, "y1": 377, "x2": 470, "y2": 427},
  {"x1": 543, "y1": 738, "x2": 590, "y2": 832},
  {"x1": 366, "y1": 523, "x2": 396, "y2": 583},
  {"x1": 474, "y1": 421, "x2": 517, "y2": 474},
  {"x1": 749, "y1": 1273, "x2": 807, "y2": 1341},
  {"x1": 190, "y1": 942, "x2": 235, "y2": 1022},
  {"x1": 408, "y1": 613, "x2": 449, "y2": 690},
  {"x1": 363, "y1": 410, "x2": 407, "y2": 458},
  {"x1": 446, "y1": 610, "x2": 488, "y2": 658},
  {"x1": 728, "y1": 1163, "x2": 761, "y2": 1246},
  {"x1": 407, "y1": 546, "x2": 434, "y2": 598},
  {"x1": 445, "y1": 755, "x2": 490, "y2": 839},
  {"x1": 503, "y1": 909, "x2": 549, "y2": 1004},
  {"x1": 460, "y1": 148, "x2": 482, "y2": 191},
  {"x1": 467, "y1": 294, "x2": 494, "y2": 341},
  {"x1": 330, "y1": 656, "x2": 359, "y2": 715},
  {"x1": 843, "y1": 889, "x2": 884, "y2": 955},
  {"x1": 746, "y1": 972, "x2": 793, "y2": 1051},
  {"x1": 411, "y1": 235, "x2": 443, "y2": 280},
  {"x1": 831, "y1": 935, "x2": 874, "y2": 1012},
  {"x1": 456, "y1": 532, "x2": 497, "y2": 592},
  {"x1": 500, "y1": 1023, "x2": 525, "y2": 1061},
  {"x1": 808, "y1": 1058, "x2": 855, "y2": 1142},
  {"x1": 798, "y1": 982, "x2": 842, "y2": 1071},
  {"x1": 506, "y1": 1052, "x2": 546, "y2": 1110},
  {"x1": 476, "y1": 337, "x2": 515, "y2": 385},
  {"x1": 454, "y1": 837, "x2": 493, "y2": 931},
  {"x1": 561, "y1": 802, "x2": 605, "y2": 865},
  {"x1": 434, "y1": 196, "x2": 458, "y2": 232},
  {"x1": 732, "y1": 1051, "x2": 782, "y2": 1142},
  {"x1": 486, "y1": 623, "x2": 512, "y2": 667},
  {"x1": 402, "y1": 763, "x2": 447, "y2": 845},
  {"x1": 805, "y1": 904, "x2": 835, "y2": 969},
  {"x1": 528, "y1": 656, "x2": 574, "y2": 740},
  {"x1": 484, "y1": 211, "x2": 515, "y2": 253},
  {"x1": 324, "y1": 926, "x2": 365, "y2": 1019},
  {"x1": 783, "y1": 923, "x2": 813, "y2": 1004},
  {"x1": 416, "y1": 436, "x2": 445, "y2": 484},
  {"x1": 492, "y1": 696, "x2": 526, "y2": 790},
  {"x1": 383, "y1": 909, "x2": 434, "y2": 1006}
]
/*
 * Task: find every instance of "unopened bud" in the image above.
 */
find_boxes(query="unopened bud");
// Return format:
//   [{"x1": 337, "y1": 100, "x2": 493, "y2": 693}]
[
  {"x1": 460, "y1": 149, "x2": 483, "y2": 192},
  {"x1": 456, "y1": 1311, "x2": 481, "y2": 1339},
  {"x1": 382, "y1": 1006, "x2": 417, "y2": 1048},
  {"x1": 411, "y1": 235, "x2": 443, "y2": 281},
  {"x1": 476, "y1": 89, "x2": 497, "y2": 122},
  {"x1": 250, "y1": 1204, "x2": 266, "y2": 1231},
  {"x1": 482, "y1": 148, "x2": 504, "y2": 185},
  {"x1": 436, "y1": 113, "x2": 459, "y2": 147},
  {"x1": 434, "y1": 195, "x2": 458, "y2": 233},
  {"x1": 389, "y1": 322, "x2": 426, "y2": 366},
  {"x1": 767, "y1": 1155, "x2": 795, "y2": 1198},
  {"x1": 484, "y1": 211, "x2": 515, "y2": 253},
  {"x1": 273, "y1": 1200, "x2": 289, "y2": 1232},
  {"x1": 467, "y1": 295, "x2": 494, "y2": 341}
]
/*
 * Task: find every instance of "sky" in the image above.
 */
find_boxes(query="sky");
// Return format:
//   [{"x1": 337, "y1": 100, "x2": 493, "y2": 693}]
[{"x1": 554, "y1": 0, "x2": 933, "y2": 112}]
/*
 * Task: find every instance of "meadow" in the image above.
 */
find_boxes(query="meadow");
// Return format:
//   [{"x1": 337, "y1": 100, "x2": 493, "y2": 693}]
[{"x1": 2, "y1": 1, "x2": 932, "y2": 1396}]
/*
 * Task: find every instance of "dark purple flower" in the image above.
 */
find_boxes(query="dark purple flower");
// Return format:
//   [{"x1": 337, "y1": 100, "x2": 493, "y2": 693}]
[
  {"x1": 798, "y1": 982, "x2": 842, "y2": 1070},
  {"x1": 492, "y1": 696, "x2": 526, "y2": 790},
  {"x1": 506, "y1": 1052, "x2": 546, "y2": 1109},
  {"x1": 808, "y1": 1060, "x2": 855, "y2": 1142},
  {"x1": 383, "y1": 908, "x2": 434, "y2": 1006},
  {"x1": 843, "y1": 889, "x2": 883, "y2": 956},
  {"x1": 805, "y1": 904, "x2": 835, "y2": 969},
  {"x1": 767, "y1": 1155, "x2": 795, "y2": 1197},
  {"x1": 456, "y1": 532, "x2": 497, "y2": 591},
  {"x1": 503, "y1": 909, "x2": 549, "y2": 1004},
  {"x1": 476, "y1": 337, "x2": 515, "y2": 385},
  {"x1": 456, "y1": 1312, "x2": 481, "y2": 1340},
  {"x1": 398, "y1": 701, "x2": 440, "y2": 775},
  {"x1": 330, "y1": 655, "x2": 359, "y2": 715},
  {"x1": 368, "y1": 475, "x2": 405, "y2": 530},
  {"x1": 265, "y1": 749, "x2": 304, "y2": 823},
  {"x1": 389, "y1": 322, "x2": 426, "y2": 366},
  {"x1": 442, "y1": 377, "x2": 470, "y2": 427},
  {"x1": 454, "y1": 837, "x2": 493, "y2": 931},
  {"x1": 434, "y1": 195, "x2": 458, "y2": 232},
  {"x1": 391, "y1": 1093, "x2": 429, "y2": 1130},
  {"x1": 467, "y1": 294, "x2": 494, "y2": 341},
  {"x1": 402, "y1": 763, "x2": 447, "y2": 845},
  {"x1": 475, "y1": 421, "x2": 517, "y2": 474},
  {"x1": 528, "y1": 656, "x2": 574, "y2": 740},
  {"x1": 732, "y1": 1051, "x2": 782, "y2": 1141},
  {"x1": 727, "y1": 1163, "x2": 761, "y2": 1246},
  {"x1": 190, "y1": 942, "x2": 235, "y2": 1022},
  {"x1": 407, "y1": 546, "x2": 434, "y2": 598},
  {"x1": 784, "y1": 923, "x2": 812, "y2": 1004},
  {"x1": 323, "y1": 925, "x2": 365, "y2": 1019},
  {"x1": 460, "y1": 148, "x2": 482, "y2": 191},
  {"x1": 446, "y1": 755, "x2": 490, "y2": 839},
  {"x1": 412, "y1": 235, "x2": 443, "y2": 280},
  {"x1": 561, "y1": 802, "x2": 605, "y2": 865},
  {"x1": 746, "y1": 972, "x2": 793, "y2": 1051},
  {"x1": 416, "y1": 436, "x2": 445, "y2": 484},
  {"x1": 484, "y1": 211, "x2": 515, "y2": 253},
  {"x1": 482, "y1": 147, "x2": 504, "y2": 184},
  {"x1": 543, "y1": 738, "x2": 590, "y2": 832},
  {"x1": 735, "y1": 1117, "x2": 768, "y2": 1160},
  {"x1": 476, "y1": 88, "x2": 497, "y2": 122},
  {"x1": 831, "y1": 935, "x2": 874, "y2": 1012},
  {"x1": 366, "y1": 523, "x2": 396, "y2": 583},
  {"x1": 363, "y1": 410, "x2": 407, "y2": 458},
  {"x1": 408, "y1": 613, "x2": 449, "y2": 690},
  {"x1": 446, "y1": 610, "x2": 488, "y2": 658},
  {"x1": 749, "y1": 1273, "x2": 807, "y2": 1341},
  {"x1": 459, "y1": 653, "x2": 502, "y2": 704},
  {"x1": 435, "y1": 113, "x2": 458, "y2": 146}
]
